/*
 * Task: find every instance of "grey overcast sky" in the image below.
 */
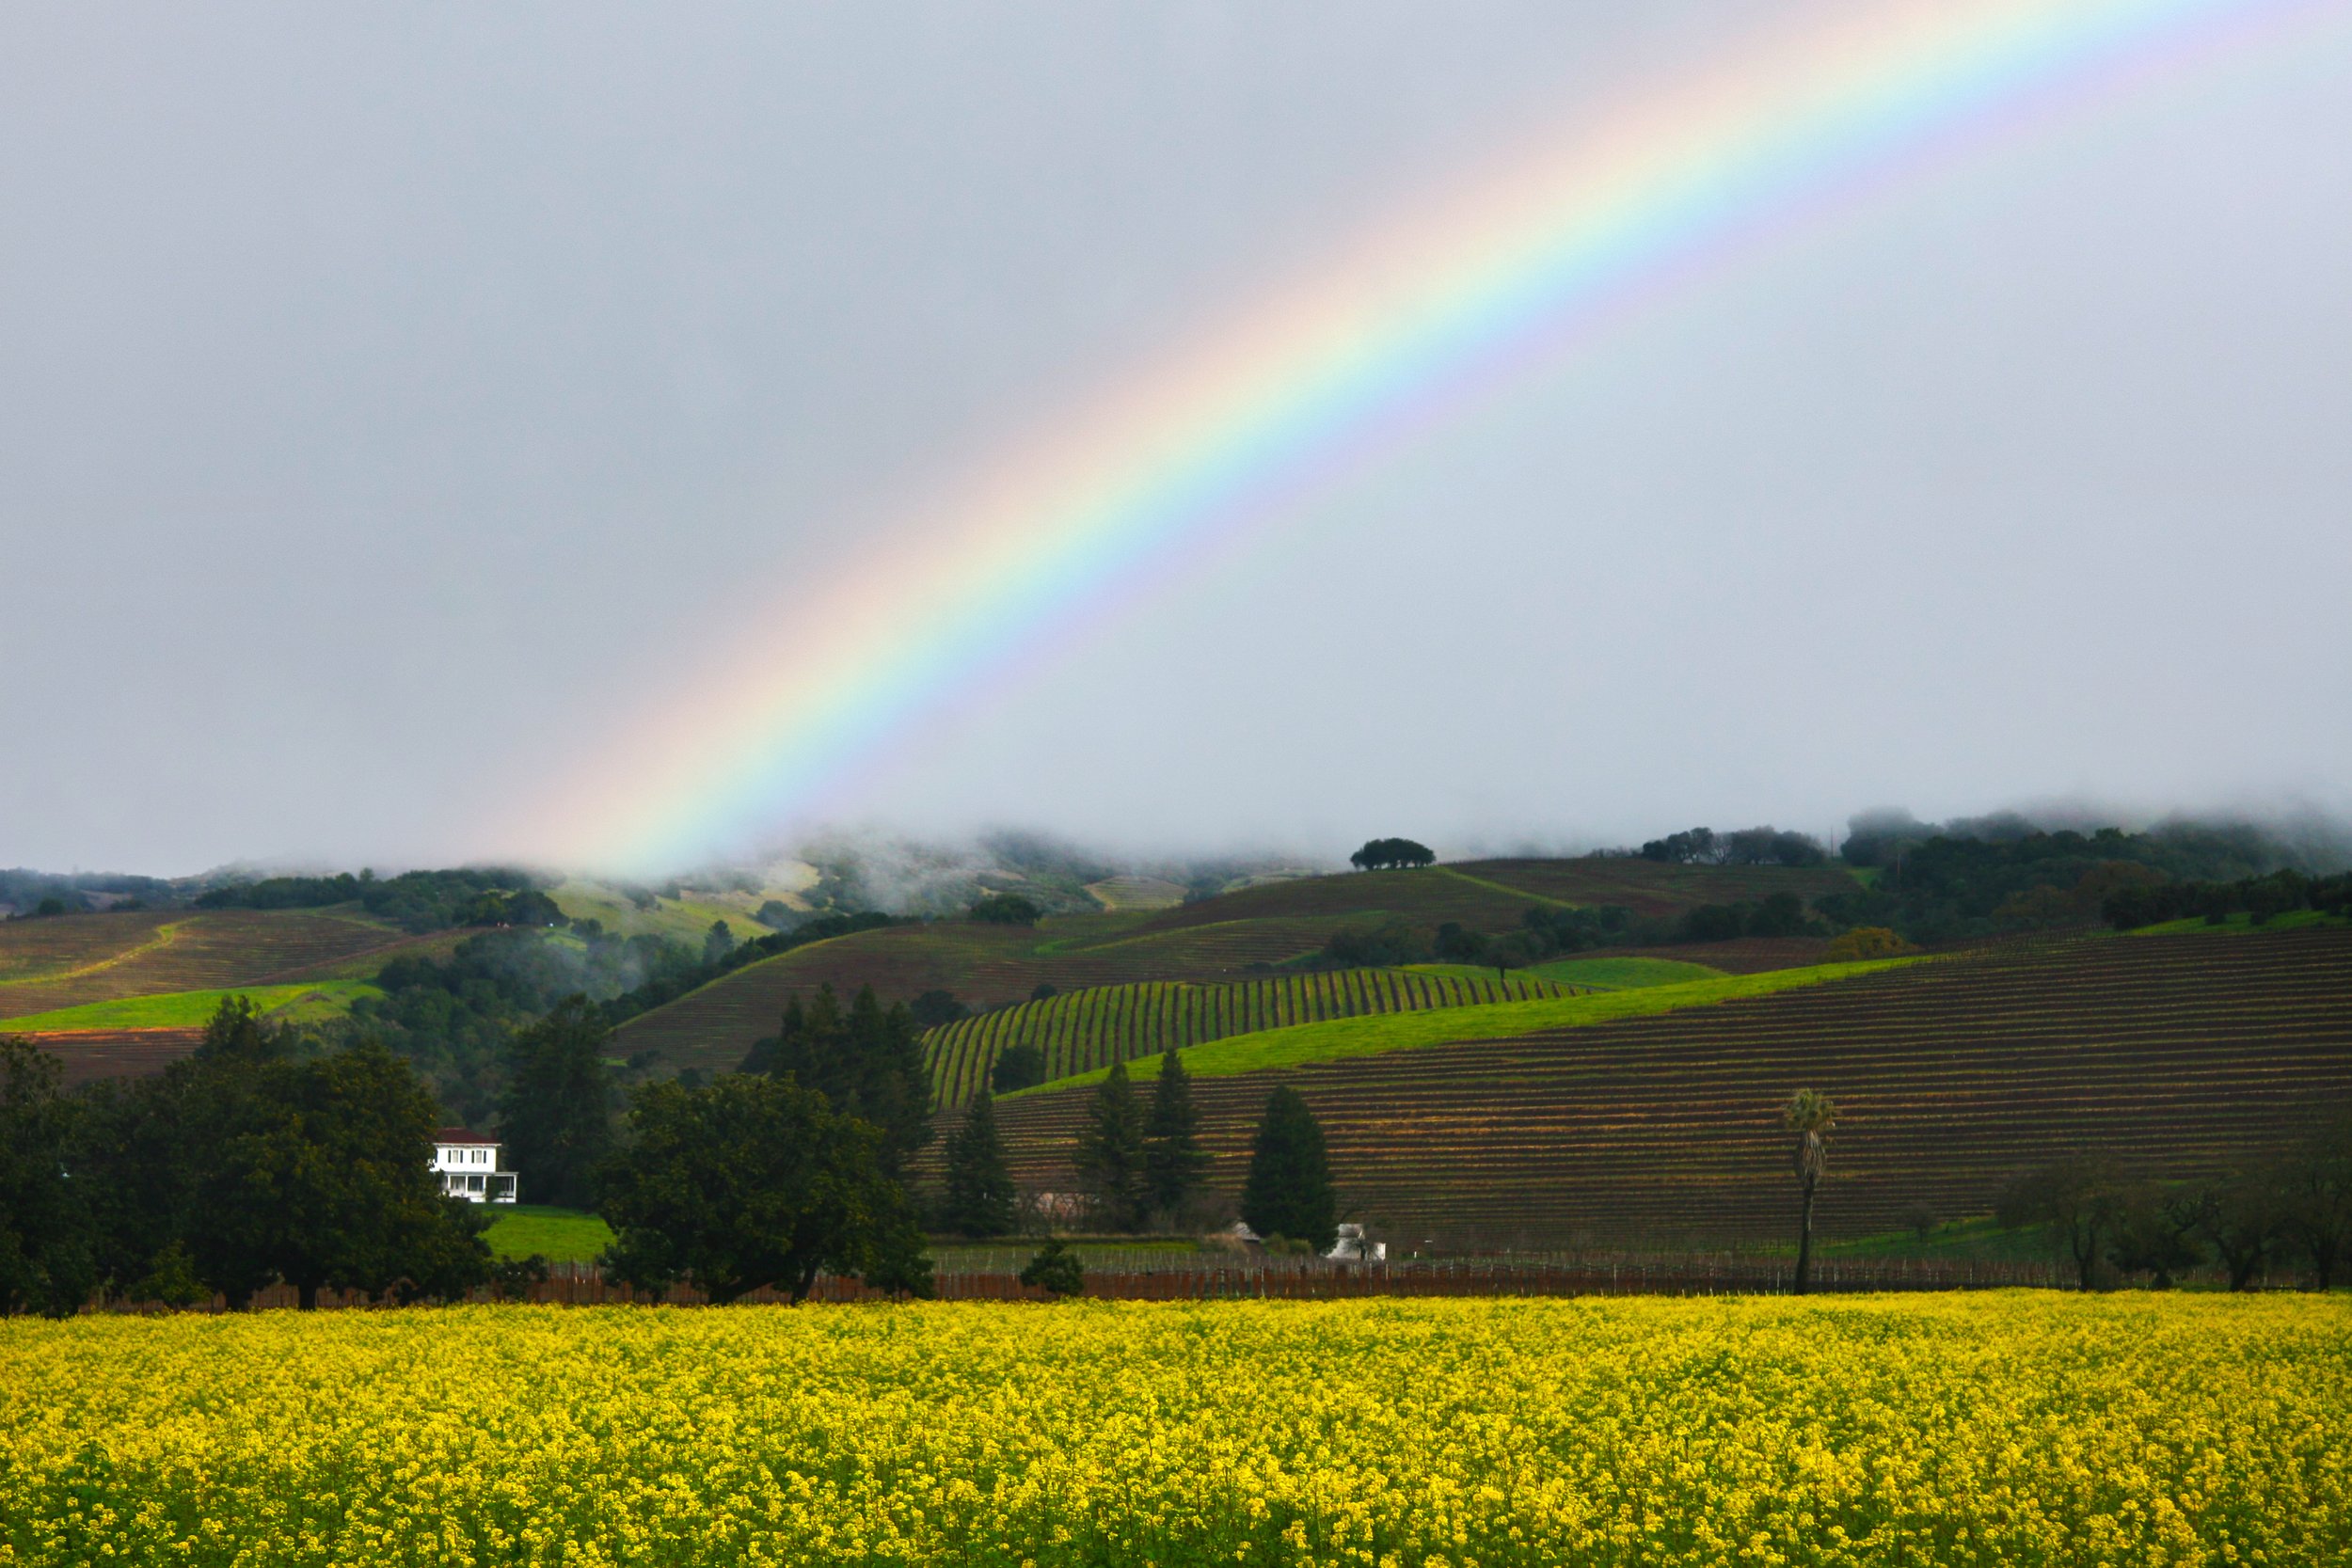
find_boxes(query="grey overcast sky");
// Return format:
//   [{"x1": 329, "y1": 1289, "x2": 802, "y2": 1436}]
[{"x1": 5, "y1": 2, "x2": 2350, "y2": 874}]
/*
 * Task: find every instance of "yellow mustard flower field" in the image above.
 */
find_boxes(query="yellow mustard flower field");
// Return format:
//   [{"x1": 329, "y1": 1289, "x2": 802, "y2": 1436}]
[{"x1": 5, "y1": 1293, "x2": 2348, "y2": 1567}]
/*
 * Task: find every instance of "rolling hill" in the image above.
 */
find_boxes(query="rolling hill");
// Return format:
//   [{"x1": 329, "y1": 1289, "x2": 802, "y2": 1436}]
[
  {"x1": 0, "y1": 909, "x2": 405, "y2": 1021},
  {"x1": 924, "y1": 968, "x2": 1575, "y2": 1108},
  {"x1": 966, "y1": 927, "x2": 2352, "y2": 1249},
  {"x1": 614, "y1": 859, "x2": 1856, "y2": 1073}
]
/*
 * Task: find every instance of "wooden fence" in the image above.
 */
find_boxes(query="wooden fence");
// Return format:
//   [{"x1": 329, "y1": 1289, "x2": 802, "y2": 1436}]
[{"x1": 105, "y1": 1254, "x2": 2091, "y2": 1312}]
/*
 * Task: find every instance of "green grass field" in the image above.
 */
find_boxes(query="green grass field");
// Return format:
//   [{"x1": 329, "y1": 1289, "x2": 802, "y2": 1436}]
[
  {"x1": 481, "y1": 1205, "x2": 612, "y2": 1263},
  {"x1": 547, "y1": 879, "x2": 795, "y2": 948},
  {"x1": 1518, "y1": 955, "x2": 1728, "y2": 989},
  {"x1": 0, "y1": 981, "x2": 381, "y2": 1034},
  {"x1": 1008, "y1": 957, "x2": 1925, "y2": 1094},
  {"x1": 2128, "y1": 909, "x2": 2346, "y2": 937}
]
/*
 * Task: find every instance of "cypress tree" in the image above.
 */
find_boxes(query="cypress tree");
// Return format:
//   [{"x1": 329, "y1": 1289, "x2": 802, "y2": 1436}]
[
  {"x1": 497, "y1": 996, "x2": 616, "y2": 1210},
  {"x1": 1072, "y1": 1059, "x2": 1149, "y2": 1231},
  {"x1": 1241, "y1": 1085, "x2": 1336, "y2": 1252},
  {"x1": 1143, "y1": 1049, "x2": 1211, "y2": 1220},
  {"x1": 754, "y1": 986, "x2": 932, "y2": 1178},
  {"x1": 941, "y1": 1091, "x2": 1017, "y2": 1238}
]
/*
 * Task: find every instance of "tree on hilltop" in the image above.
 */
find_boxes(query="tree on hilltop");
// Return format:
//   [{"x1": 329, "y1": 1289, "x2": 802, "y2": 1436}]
[
  {"x1": 1350, "y1": 838, "x2": 1436, "y2": 872},
  {"x1": 970, "y1": 894, "x2": 1043, "y2": 926}
]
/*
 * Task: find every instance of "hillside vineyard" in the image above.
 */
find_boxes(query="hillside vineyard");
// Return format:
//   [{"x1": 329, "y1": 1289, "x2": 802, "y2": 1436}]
[
  {"x1": 973, "y1": 930, "x2": 2352, "y2": 1246},
  {"x1": 924, "y1": 970, "x2": 1571, "y2": 1107}
]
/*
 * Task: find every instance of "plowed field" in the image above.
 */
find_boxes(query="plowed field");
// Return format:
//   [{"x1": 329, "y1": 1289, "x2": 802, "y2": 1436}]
[
  {"x1": 0, "y1": 911, "x2": 400, "y2": 1020},
  {"x1": 977, "y1": 929, "x2": 2352, "y2": 1247}
]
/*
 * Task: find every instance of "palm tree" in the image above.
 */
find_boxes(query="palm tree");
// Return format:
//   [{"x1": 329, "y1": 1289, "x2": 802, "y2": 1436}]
[{"x1": 1784, "y1": 1088, "x2": 1837, "y2": 1294}]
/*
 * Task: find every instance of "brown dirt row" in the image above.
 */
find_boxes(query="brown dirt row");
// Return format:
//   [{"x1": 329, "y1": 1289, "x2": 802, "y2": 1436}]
[
  {"x1": 0, "y1": 910, "x2": 397, "y2": 1020},
  {"x1": 969, "y1": 929, "x2": 2352, "y2": 1247}
]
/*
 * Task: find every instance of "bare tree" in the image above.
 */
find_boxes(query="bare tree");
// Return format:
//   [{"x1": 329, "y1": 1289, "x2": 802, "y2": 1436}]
[{"x1": 1784, "y1": 1088, "x2": 1837, "y2": 1294}]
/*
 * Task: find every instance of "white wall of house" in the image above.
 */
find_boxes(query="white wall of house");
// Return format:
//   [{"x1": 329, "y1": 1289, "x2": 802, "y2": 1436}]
[{"x1": 431, "y1": 1138, "x2": 518, "y2": 1204}]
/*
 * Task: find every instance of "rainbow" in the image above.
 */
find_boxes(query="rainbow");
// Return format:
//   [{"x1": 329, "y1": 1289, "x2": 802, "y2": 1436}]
[{"x1": 534, "y1": 0, "x2": 2312, "y2": 874}]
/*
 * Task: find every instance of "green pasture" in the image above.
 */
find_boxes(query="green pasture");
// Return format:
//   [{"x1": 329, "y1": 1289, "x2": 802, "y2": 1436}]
[
  {"x1": 482, "y1": 1205, "x2": 612, "y2": 1263},
  {"x1": 2126, "y1": 909, "x2": 2345, "y2": 938},
  {"x1": 1009, "y1": 956, "x2": 1927, "y2": 1095},
  {"x1": 1518, "y1": 955, "x2": 1728, "y2": 989},
  {"x1": 547, "y1": 879, "x2": 787, "y2": 948},
  {"x1": 1818, "y1": 1214, "x2": 2064, "y2": 1264},
  {"x1": 0, "y1": 981, "x2": 381, "y2": 1034}
]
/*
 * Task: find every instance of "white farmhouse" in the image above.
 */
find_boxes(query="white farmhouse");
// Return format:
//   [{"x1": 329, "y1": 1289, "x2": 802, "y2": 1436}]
[{"x1": 432, "y1": 1128, "x2": 518, "y2": 1204}]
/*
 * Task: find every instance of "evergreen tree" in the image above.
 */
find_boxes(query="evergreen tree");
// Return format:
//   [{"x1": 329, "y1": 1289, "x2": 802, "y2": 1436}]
[
  {"x1": 599, "y1": 1073, "x2": 924, "y2": 1305},
  {"x1": 0, "y1": 1037, "x2": 94, "y2": 1316},
  {"x1": 844, "y1": 986, "x2": 934, "y2": 1179},
  {"x1": 1143, "y1": 1050, "x2": 1210, "y2": 1220},
  {"x1": 497, "y1": 996, "x2": 615, "y2": 1210},
  {"x1": 1240, "y1": 1085, "x2": 1336, "y2": 1252},
  {"x1": 1073, "y1": 1059, "x2": 1149, "y2": 1231},
  {"x1": 941, "y1": 1091, "x2": 1017, "y2": 1238},
  {"x1": 750, "y1": 985, "x2": 932, "y2": 1178}
]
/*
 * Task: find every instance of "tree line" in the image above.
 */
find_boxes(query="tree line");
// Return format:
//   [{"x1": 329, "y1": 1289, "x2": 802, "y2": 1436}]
[
  {"x1": 941, "y1": 1050, "x2": 1342, "y2": 1253},
  {"x1": 1997, "y1": 1117, "x2": 2352, "y2": 1291},
  {"x1": 2102, "y1": 869, "x2": 2352, "y2": 931}
]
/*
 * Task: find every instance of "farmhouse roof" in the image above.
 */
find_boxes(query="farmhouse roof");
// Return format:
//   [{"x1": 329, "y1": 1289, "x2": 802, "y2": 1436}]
[{"x1": 435, "y1": 1127, "x2": 499, "y2": 1145}]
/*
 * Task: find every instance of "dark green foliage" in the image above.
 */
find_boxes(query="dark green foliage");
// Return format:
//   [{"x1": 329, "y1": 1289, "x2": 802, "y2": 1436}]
[
  {"x1": 1432, "y1": 922, "x2": 1489, "y2": 964},
  {"x1": 497, "y1": 996, "x2": 616, "y2": 1210},
  {"x1": 941, "y1": 1092, "x2": 1018, "y2": 1238},
  {"x1": 1029, "y1": 983, "x2": 1059, "y2": 1002},
  {"x1": 2106, "y1": 1183, "x2": 2203, "y2": 1289},
  {"x1": 969, "y1": 894, "x2": 1044, "y2": 926},
  {"x1": 67, "y1": 998, "x2": 490, "y2": 1309},
  {"x1": 489, "y1": 1253, "x2": 551, "y2": 1302},
  {"x1": 0, "y1": 1037, "x2": 94, "y2": 1316},
  {"x1": 1832, "y1": 815, "x2": 2333, "y2": 943},
  {"x1": 1999, "y1": 1155, "x2": 2122, "y2": 1291},
  {"x1": 2105, "y1": 869, "x2": 2352, "y2": 931},
  {"x1": 598, "y1": 1074, "x2": 925, "y2": 1304},
  {"x1": 1674, "y1": 891, "x2": 1821, "y2": 943},
  {"x1": 1349, "y1": 838, "x2": 1435, "y2": 871},
  {"x1": 1073, "y1": 1060, "x2": 1149, "y2": 1231},
  {"x1": 459, "y1": 888, "x2": 566, "y2": 927},
  {"x1": 745, "y1": 984, "x2": 933, "y2": 1178},
  {"x1": 1143, "y1": 1050, "x2": 1211, "y2": 1219},
  {"x1": 196, "y1": 866, "x2": 538, "y2": 932},
  {"x1": 992, "y1": 1042, "x2": 1047, "y2": 1094},
  {"x1": 1502, "y1": 904, "x2": 1634, "y2": 966},
  {"x1": 1643, "y1": 826, "x2": 1824, "y2": 867},
  {"x1": 1018, "y1": 1238, "x2": 1085, "y2": 1297},
  {"x1": 911, "y1": 990, "x2": 969, "y2": 1030},
  {"x1": 31, "y1": 895, "x2": 68, "y2": 918},
  {"x1": 2193, "y1": 1171, "x2": 2282, "y2": 1291},
  {"x1": 357, "y1": 927, "x2": 694, "y2": 1124},
  {"x1": 2275, "y1": 1110, "x2": 2352, "y2": 1291},
  {"x1": 200, "y1": 1038, "x2": 492, "y2": 1309},
  {"x1": 701, "y1": 920, "x2": 737, "y2": 967},
  {"x1": 1241, "y1": 1086, "x2": 1336, "y2": 1253},
  {"x1": 753, "y1": 900, "x2": 799, "y2": 929},
  {"x1": 1314, "y1": 919, "x2": 1427, "y2": 969},
  {"x1": 0, "y1": 868, "x2": 172, "y2": 916}
]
